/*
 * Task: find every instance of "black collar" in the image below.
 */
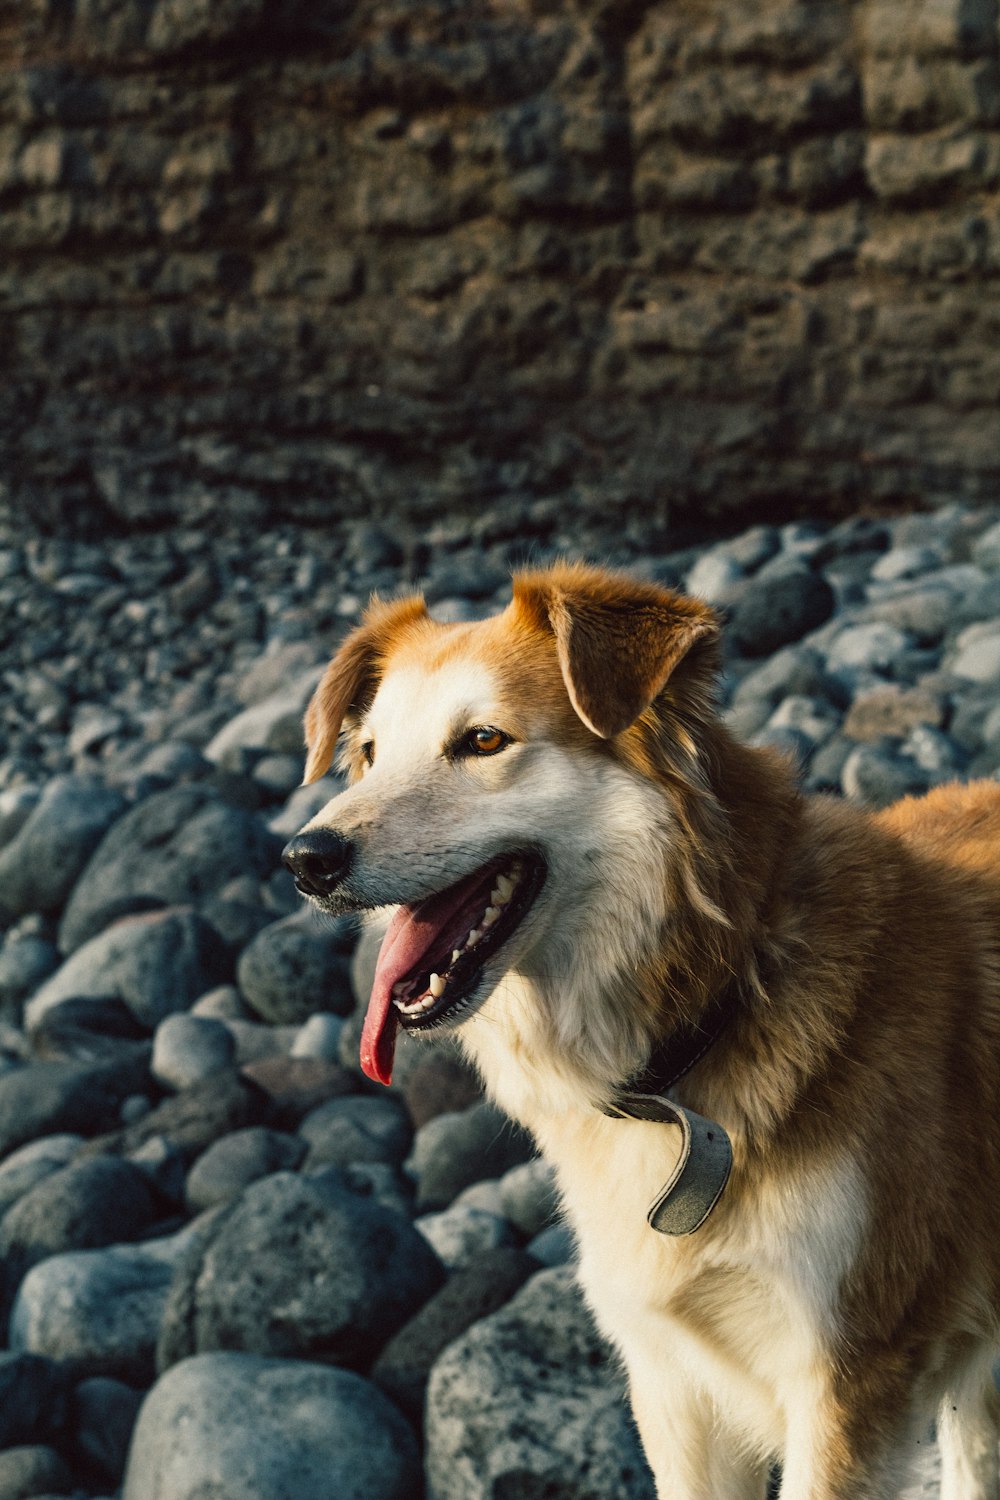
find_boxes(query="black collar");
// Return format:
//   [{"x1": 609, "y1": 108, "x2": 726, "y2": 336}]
[{"x1": 608, "y1": 978, "x2": 739, "y2": 1109}]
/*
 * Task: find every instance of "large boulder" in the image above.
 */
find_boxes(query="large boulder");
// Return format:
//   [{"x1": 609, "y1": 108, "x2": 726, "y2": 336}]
[
  {"x1": 122, "y1": 1352, "x2": 420, "y2": 1500},
  {"x1": 0, "y1": 776, "x2": 125, "y2": 918},
  {"x1": 425, "y1": 1266, "x2": 655, "y2": 1500},
  {"x1": 58, "y1": 785, "x2": 279, "y2": 952}
]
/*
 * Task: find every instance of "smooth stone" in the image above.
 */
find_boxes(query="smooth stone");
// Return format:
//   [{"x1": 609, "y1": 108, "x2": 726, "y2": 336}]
[
  {"x1": 26, "y1": 910, "x2": 226, "y2": 1033},
  {"x1": 58, "y1": 785, "x2": 278, "y2": 953},
  {"x1": 452, "y1": 1178, "x2": 506, "y2": 1216},
  {"x1": 266, "y1": 775, "x2": 343, "y2": 840},
  {"x1": 10, "y1": 1224, "x2": 201, "y2": 1384},
  {"x1": 684, "y1": 550, "x2": 745, "y2": 606},
  {"x1": 842, "y1": 685, "x2": 947, "y2": 741},
  {"x1": 0, "y1": 777, "x2": 125, "y2": 919},
  {"x1": 841, "y1": 743, "x2": 930, "y2": 809},
  {"x1": 0, "y1": 1444, "x2": 73, "y2": 1498},
  {"x1": 190, "y1": 984, "x2": 250, "y2": 1021},
  {"x1": 122, "y1": 1352, "x2": 420, "y2": 1500},
  {"x1": 949, "y1": 629, "x2": 1000, "y2": 685},
  {"x1": 72, "y1": 1376, "x2": 144, "y2": 1488},
  {"x1": 0, "y1": 936, "x2": 59, "y2": 1021},
  {"x1": 0, "y1": 1353, "x2": 71, "y2": 1449},
  {"x1": 765, "y1": 694, "x2": 840, "y2": 746},
  {"x1": 237, "y1": 909, "x2": 355, "y2": 1024},
  {"x1": 0, "y1": 1053, "x2": 151, "y2": 1160},
  {"x1": 291, "y1": 1011, "x2": 345, "y2": 1061},
  {"x1": 371, "y1": 1247, "x2": 539, "y2": 1424},
  {"x1": 727, "y1": 569, "x2": 835, "y2": 657},
  {"x1": 0, "y1": 1157, "x2": 159, "y2": 1330},
  {"x1": 828, "y1": 621, "x2": 911, "y2": 671},
  {"x1": 202, "y1": 672, "x2": 319, "y2": 767},
  {"x1": 971, "y1": 519, "x2": 1000, "y2": 570},
  {"x1": 903, "y1": 725, "x2": 965, "y2": 774},
  {"x1": 223, "y1": 1018, "x2": 298, "y2": 1065},
  {"x1": 185, "y1": 1126, "x2": 306, "y2": 1212},
  {"x1": 299, "y1": 1094, "x2": 413, "y2": 1170},
  {"x1": 77, "y1": 1070, "x2": 270, "y2": 1167},
  {"x1": 731, "y1": 646, "x2": 841, "y2": 707},
  {"x1": 26, "y1": 995, "x2": 147, "y2": 1065},
  {"x1": 0, "y1": 787, "x2": 40, "y2": 851},
  {"x1": 410, "y1": 1100, "x2": 535, "y2": 1211},
  {"x1": 870, "y1": 544, "x2": 945, "y2": 583},
  {"x1": 0, "y1": 1134, "x2": 83, "y2": 1217},
  {"x1": 425, "y1": 1267, "x2": 653, "y2": 1500},
  {"x1": 417, "y1": 1205, "x2": 519, "y2": 1269},
  {"x1": 160, "y1": 1170, "x2": 444, "y2": 1367},
  {"x1": 152, "y1": 1014, "x2": 236, "y2": 1091},
  {"x1": 498, "y1": 1157, "x2": 559, "y2": 1237},
  {"x1": 526, "y1": 1222, "x2": 576, "y2": 1266},
  {"x1": 398, "y1": 1047, "x2": 482, "y2": 1128},
  {"x1": 237, "y1": 1055, "x2": 358, "y2": 1128}
]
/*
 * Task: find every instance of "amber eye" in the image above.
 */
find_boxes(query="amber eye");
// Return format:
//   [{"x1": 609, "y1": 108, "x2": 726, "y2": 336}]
[{"x1": 462, "y1": 726, "x2": 510, "y2": 757}]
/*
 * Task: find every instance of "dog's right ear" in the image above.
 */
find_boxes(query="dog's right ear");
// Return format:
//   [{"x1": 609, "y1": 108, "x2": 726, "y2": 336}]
[
  {"x1": 302, "y1": 594, "x2": 428, "y2": 784},
  {"x1": 513, "y1": 563, "x2": 718, "y2": 739}
]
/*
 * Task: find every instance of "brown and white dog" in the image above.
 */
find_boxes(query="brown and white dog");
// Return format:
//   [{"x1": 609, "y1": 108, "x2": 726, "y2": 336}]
[{"x1": 283, "y1": 561, "x2": 1000, "y2": 1500}]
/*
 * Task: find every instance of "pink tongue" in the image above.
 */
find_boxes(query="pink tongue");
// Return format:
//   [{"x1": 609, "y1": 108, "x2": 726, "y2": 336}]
[{"x1": 359, "y1": 873, "x2": 493, "y2": 1085}]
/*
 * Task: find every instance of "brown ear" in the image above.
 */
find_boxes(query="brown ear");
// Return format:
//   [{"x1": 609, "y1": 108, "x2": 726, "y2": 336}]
[
  {"x1": 302, "y1": 594, "x2": 428, "y2": 784},
  {"x1": 512, "y1": 563, "x2": 718, "y2": 739}
]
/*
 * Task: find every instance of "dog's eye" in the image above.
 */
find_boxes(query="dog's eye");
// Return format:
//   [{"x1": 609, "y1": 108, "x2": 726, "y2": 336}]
[
  {"x1": 361, "y1": 740, "x2": 375, "y2": 767},
  {"x1": 461, "y1": 726, "x2": 510, "y2": 757}
]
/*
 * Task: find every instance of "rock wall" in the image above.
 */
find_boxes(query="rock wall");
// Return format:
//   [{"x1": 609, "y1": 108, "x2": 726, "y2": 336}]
[{"x1": 3, "y1": 0, "x2": 1000, "y2": 533}]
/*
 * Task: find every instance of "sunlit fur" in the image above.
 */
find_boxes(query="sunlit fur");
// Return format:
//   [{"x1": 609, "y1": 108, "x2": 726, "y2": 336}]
[{"x1": 296, "y1": 562, "x2": 1000, "y2": 1500}]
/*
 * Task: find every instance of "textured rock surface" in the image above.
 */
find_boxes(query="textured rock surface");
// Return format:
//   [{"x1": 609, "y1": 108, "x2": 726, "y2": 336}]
[
  {"x1": 122, "y1": 1352, "x2": 421, "y2": 1500},
  {"x1": 6, "y1": 3, "x2": 1000, "y2": 535}
]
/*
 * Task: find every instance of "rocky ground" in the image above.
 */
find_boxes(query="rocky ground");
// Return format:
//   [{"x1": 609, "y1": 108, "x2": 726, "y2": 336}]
[{"x1": 1, "y1": 501, "x2": 999, "y2": 1498}]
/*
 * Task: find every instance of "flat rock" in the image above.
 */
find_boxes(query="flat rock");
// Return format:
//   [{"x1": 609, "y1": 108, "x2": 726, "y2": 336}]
[
  {"x1": 236, "y1": 909, "x2": 355, "y2": 1024},
  {"x1": 372, "y1": 1246, "x2": 538, "y2": 1424},
  {"x1": 425, "y1": 1266, "x2": 654, "y2": 1500},
  {"x1": 0, "y1": 776, "x2": 125, "y2": 919},
  {"x1": 26, "y1": 910, "x2": 226, "y2": 1033},
  {"x1": 122, "y1": 1352, "x2": 421, "y2": 1500},
  {"x1": 160, "y1": 1169, "x2": 445, "y2": 1368},
  {"x1": 58, "y1": 785, "x2": 278, "y2": 953}
]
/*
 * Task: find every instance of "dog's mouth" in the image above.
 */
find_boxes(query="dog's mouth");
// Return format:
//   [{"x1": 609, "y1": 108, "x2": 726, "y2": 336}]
[{"x1": 359, "y1": 851, "x2": 546, "y2": 1085}]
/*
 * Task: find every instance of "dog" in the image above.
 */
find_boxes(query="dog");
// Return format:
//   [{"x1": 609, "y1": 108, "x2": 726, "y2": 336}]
[{"x1": 283, "y1": 560, "x2": 1000, "y2": 1500}]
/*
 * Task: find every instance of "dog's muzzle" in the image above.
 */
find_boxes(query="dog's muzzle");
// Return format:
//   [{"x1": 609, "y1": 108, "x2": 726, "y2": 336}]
[{"x1": 282, "y1": 829, "x2": 353, "y2": 898}]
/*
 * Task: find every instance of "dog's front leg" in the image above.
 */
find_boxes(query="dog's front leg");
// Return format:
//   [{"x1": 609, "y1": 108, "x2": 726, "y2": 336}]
[{"x1": 627, "y1": 1357, "x2": 770, "y2": 1500}]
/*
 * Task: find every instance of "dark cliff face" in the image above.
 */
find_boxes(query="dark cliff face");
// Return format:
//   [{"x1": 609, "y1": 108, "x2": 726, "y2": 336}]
[{"x1": 2, "y1": 0, "x2": 999, "y2": 534}]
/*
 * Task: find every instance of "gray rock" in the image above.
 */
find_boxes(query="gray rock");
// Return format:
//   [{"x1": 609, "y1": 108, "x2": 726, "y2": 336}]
[
  {"x1": 372, "y1": 1246, "x2": 538, "y2": 1425},
  {"x1": 266, "y1": 775, "x2": 343, "y2": 840},
  {"x1": 299, "y1": 1094, "x2": 413, "y2": 1170},
  {"x1": 190, "y1": 984, "x2": 250, "y2": 1021},
  {"x1": 0, "y1": 787, "x2": 39, "y2": 851},
  {"x1": 526, "y1": 1222, "x2": 577, "y2": 1266},
  {"x1": 9, "y1": 1224, "x2": 201, "y2": 1384},
  {"x1": 410, "y1": 1100, "x2": 536, "y2": 1211},
  {"x1": 26, "y1": 910, "x2": 225, "y2": 1033},
  {"x1": 237, "y1": 908, "x2": 354, "y2": 1024},
  {"x1": 0, "y1": 1158, "x2": 159, "y2": 1328},
  {"x1": 841, "y1": 743, "x2": 930, "y2": 809},
  {"x1": 0, "y1": 1353, "x2": 71, "y2": 1449},
  {"x1": 122, "y1": 1352, "x2": 421, "y2": 1500},
  {"x1": 425, "y1": 1266, "x2": 654, "y2": 1500},
  {"x1": 870, "y1": 544, "x2": 945, "y2": 583},
  {"x1": 77, "y1": 1069, "x2": 270, "y2": 1167},
  {"x1": 0, "y1": 935, "x2": 59, "y2": 1021},
  {"x1": 949, "y1": 625, "x2": 1000, "y2": 685},
  {"x1": 202, "y1": 672, "x2": 319, "y2": 768},
  {"x1": 731, "y1": 645, "x2": 842, "y2": 708},
  {"x1": 58, "y1": 785, "x2": 278, "y2": 953},
  {"x1": 185, "y1": 1126, "x2": 306, "y2": 1212},
  {"x1": 152, "y1": 1013, "x2": 236, "y2": 1091},
  {"x1": 0, "y1": 1053, "x2": 151, "y2": 1160},
  {"x1": 0, "y1": 1444, "x2": 73, "y2": 1498},
  {"x1": 29, "y1": 995, "x2": 148, "y2": 1065},
  {"x1": 727, "y1": 569, "x2": 835, "y2": 657},
  {"x1": 417, "y1": 1204, "x2": 519, "y2": 1268},
  {"x1": 902, "y1": 725, "x2": 965, "y2": 775},
  {"x1": 291, "y1": 1011, "x2": 345, "y2": 1060},
  {"x1": 162, "y1": 1170, "x2": 444, "y2": 1367},
  {"x1": 499, "y1": 1157, "x2": 559, "y2": 1236},
  {"x1": 222, "y1": 1017, "x2": 299, "y2": 1065},
  {"x1": 0, "y1": 1134, "x2": 83, "y2": 1216},
  {"x1": 72, "y1": 1376, "x2": 143, "y2": 1488},
  {"x1": 765, "y1": 694, "x2": 840, "y2": 747},
  {"x1": 0, "y1": 777, "x2": 125, "y2": 919},
  {"x1": 971, "y1": 519, "x2": 1000, "y2": 570},
  {"x1": 684, "y1": 550, "x2": 745, "y2": 606},
  {"x1": 828, "y1": 620, "x2": 911, "y2": 672}
]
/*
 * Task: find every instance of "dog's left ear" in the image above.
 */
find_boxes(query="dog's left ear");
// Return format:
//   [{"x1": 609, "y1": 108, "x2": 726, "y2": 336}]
[
  {"x1": 302, "y1": 594, "x2": 428, "y2": 783},
  {"x1": 513, "y1": 564, "x2": 718, "y2": 739}
]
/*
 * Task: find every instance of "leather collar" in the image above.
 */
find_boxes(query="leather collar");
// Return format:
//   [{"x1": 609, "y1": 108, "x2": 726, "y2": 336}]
[{"x1": 601, "y1": 980, "x2": 741, "y2": 1236}]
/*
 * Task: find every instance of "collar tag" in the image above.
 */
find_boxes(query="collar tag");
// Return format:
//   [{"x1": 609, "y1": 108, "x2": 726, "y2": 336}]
[{"x1": 607, "y1": 1091, "x2": 733, "y2": 1235}]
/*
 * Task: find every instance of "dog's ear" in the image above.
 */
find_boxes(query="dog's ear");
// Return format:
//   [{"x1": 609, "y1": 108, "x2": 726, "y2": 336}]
[
  {"x1": 302, "y1": 594, "x2": 428, "y2": 783},
  {"x1": 513, "y1": 564, "x2": 718, "y2": 739}
]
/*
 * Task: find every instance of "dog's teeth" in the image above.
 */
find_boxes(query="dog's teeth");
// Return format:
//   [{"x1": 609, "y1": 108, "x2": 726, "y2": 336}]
[
  {"x1": 482, "y1": 906, "x2": 500, "y2": 928},
  {"x1": 451, "y1": 949, "x2": 462, "y2": 966},
  {"x1": 495, "y1": 873, "x2": 515, "y2": 902},
  {"x1": 467, "y1": 928, "x2": 480, "y2": 947},
  {"x1": 429, "y1": 972, "x2": 445, "y2": 998}
]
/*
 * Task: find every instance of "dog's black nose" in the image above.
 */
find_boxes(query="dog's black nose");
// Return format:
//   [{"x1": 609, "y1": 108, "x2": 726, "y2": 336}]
[{"x1": 282, "y1": 829, "x2": 353, "y2": 898}]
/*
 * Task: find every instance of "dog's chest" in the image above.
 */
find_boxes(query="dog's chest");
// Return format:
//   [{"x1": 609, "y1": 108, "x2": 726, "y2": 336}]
[{"x1": 534, "y1": 1110, "x2": 868, "y2": 1428}]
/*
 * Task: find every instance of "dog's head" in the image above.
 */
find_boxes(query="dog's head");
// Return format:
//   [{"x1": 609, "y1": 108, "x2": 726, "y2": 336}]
[{"x1": 283, "y1": 562, "x2": 722, "y2": 1092}]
